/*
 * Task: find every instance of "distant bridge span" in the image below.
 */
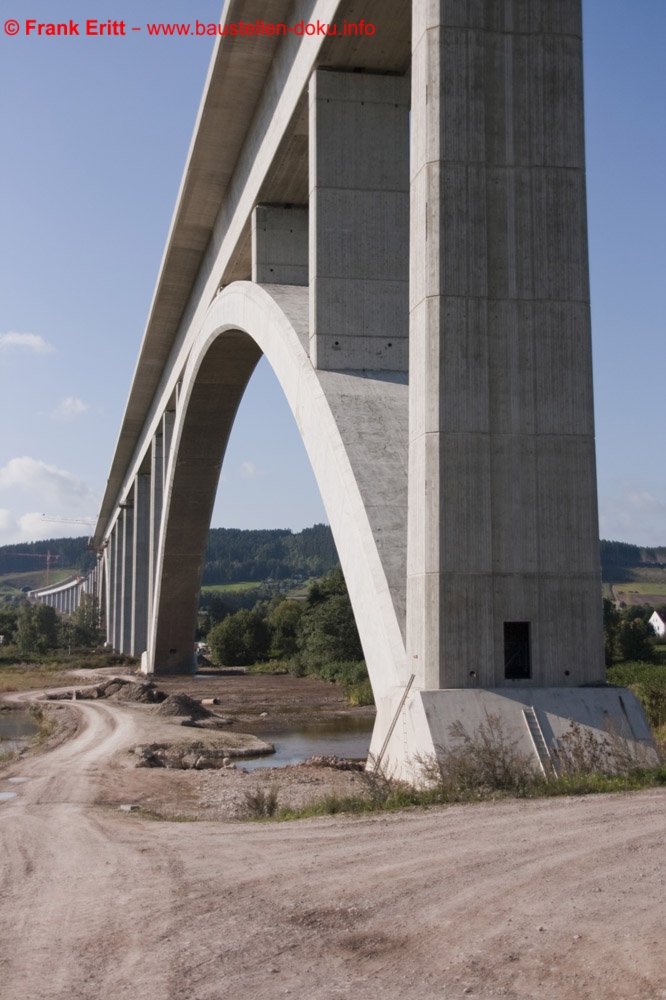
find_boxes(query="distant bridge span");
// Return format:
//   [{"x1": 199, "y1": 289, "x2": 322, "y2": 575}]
[{"x1": 94, "y1": 1, "x2": 648, "y2": 777}]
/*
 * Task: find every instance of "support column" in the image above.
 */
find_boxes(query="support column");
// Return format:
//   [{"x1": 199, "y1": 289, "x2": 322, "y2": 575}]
[
  {"x1": 102, "y1": 547, "x2": 111, "y2": 640},
  {"x1": 119, "y1": 507, "x2": 134, "y2": 653},
  {"x1": 131, "y1": 474, "x2": 150, "y2": 657},
  {"x1": 309, "y1": 69, "x2": 409, "y2": 371},
  {"x1": 111, "y1": 523, "x2": 122, "y2": 651},
  {"x1": 162, "y1": 410, "x2": 175, "y2": 494},
  {"x1": 148, "y1": 429, "x2": 163, "y2": 633},
  {"x1": 407, "y1": 0, "x2": 603, "y2": 690}
]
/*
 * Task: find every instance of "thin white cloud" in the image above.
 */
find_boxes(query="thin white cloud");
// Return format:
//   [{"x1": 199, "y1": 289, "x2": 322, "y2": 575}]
[
  {"x1": 240, "y1": 461, "x2": 262, "y2": 480},
  {"x1": 51, "y1": 396, "x2": 89, "y2": 422},
  {"x1": 0, "y1": 456, "x2": 99, "y2": 544},
  {"x1": 0, "y1": 332, "x2": 55, "y2": 354},
  {"x1": 0, "y1": 456, "x2": 95, "y2": 507},
  {"x1": 0, "y1": 509, "x2": 63, "y2": 546},
  {"x1": 599, "y1": 482, "x2": 666, "y2": 547}
]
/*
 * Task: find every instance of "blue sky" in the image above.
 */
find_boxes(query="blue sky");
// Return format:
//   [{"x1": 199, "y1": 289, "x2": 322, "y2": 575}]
[{"x1": 0, "y1": 1, "x2": 664, "y2": 547}]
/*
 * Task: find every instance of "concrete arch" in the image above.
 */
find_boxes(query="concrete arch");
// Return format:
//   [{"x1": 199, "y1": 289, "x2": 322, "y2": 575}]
[{"x1": 149, "y1": 281, "x2": 409, "y2": 701}]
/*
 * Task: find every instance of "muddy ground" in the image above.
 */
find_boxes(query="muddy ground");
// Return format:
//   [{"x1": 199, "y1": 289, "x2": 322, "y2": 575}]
[{"x1": 1, "y1": 668, "x2": 665, "y2": 999}]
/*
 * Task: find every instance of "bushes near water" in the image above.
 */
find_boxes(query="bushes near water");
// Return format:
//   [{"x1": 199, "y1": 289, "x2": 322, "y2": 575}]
[
  {"x1": 244, "y1": 713, "x2": 666, "y2": 822},
  {"x1": 207, "y1": 567, "x2": 371, "y2": 704}
]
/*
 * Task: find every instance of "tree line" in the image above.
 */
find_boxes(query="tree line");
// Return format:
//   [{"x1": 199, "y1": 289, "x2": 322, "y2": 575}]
[
  {"x1": 0, "y1": 595, "x2": 103, "y2": 656},
  {"x1": 0, "y1": 537, "x2": 96, "y2": 578},
  {"x1": 200, "y1": 523, "x2": 338, "y2": 584},
  {"x1": 0, "y1": 524, "x2": 339, "y2": 588},
  {"x1": 203, "y1": 567, "x2": 371, "y2": 701},
  {"x1": 4, "y1": 533, "x2": 663, "y2": 589},
  {"x1": 600, "y1": 540, "x2": 666, "y2": 583},
  {"x1": 603, "y1": 599, "x2": 666, "y2": 666}
]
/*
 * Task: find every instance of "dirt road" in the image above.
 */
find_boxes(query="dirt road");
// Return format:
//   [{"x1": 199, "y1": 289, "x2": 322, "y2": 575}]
[{"x1": 1, "y1": 691, "x2": 665, "y2": 1000}]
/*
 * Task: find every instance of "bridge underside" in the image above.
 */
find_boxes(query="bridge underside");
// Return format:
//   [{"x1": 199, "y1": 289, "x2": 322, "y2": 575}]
[
  {"x1": 149, "y1": 283, "x2": 408, "y2": 702},
  {"x1": 93, "y1": 0, "x2": 652, "y2": 777}
]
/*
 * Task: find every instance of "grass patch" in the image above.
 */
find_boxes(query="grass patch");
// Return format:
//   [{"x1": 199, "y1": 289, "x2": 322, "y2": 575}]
[
  {"x1": 0, "y1": 568, "x2": 74, "y2": 590},
  {"x1": 0, "y1": 650, "x2": 138, "y2": 693},
  {"x1": 201, "y1": 582, "x2": 262, "y2": 594},
  {"x1": 0, "y1": 665, "x2": 74, "y2": 693},
  {"x1": 613, "y1": 582, "x2": 666, "y2": 596},
  {"x1": 346, "y1": 679, "x2": 374, "y2": 706},
  {"x1": 246, "y1": 660, "x2": 288, "y2": 675},
  {"x1": 134, "y1": 809, "x2": 200, "y2": 823},
  {"x1": 28, "y1": 703, "x2": 60, "y2": 746}
]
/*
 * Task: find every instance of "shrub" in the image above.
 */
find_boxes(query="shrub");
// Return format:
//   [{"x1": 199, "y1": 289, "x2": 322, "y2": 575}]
[
  {"x1": 607, "y1": 662, "x2": 666, "y2": 730},
  {"x1": 422, "y1": 715, "x2": 542, "y2": 800},
  {"x1": 618, "y1": 617, "x2": 656, "y2": 663},
  {"x1": 346, "y1": 679, "x2": 374, "y2": 706},
  {"x1": 550, "y1": 719, "x2": 658, "y2": 777},
  {"x1": 243, "y1": 784, "x2": 279, "y2": 819},
  {"x1": 297, "y1": 591, "x2": 363, "y2": 670},
  {"x1": 208, "y1": 609, "x2": 269, "y2": 666},
  {"x1": 314, "y1": 660, "x2": 368, "y2": 685}
]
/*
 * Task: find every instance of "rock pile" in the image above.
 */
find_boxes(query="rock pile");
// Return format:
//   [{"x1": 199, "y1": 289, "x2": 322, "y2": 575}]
[
  {"x1": 300, "y1": 755, "x2": 365, "y2": 771},
  {"x1": 132, "y1": 735, "x2": 275, "y2": 769},
  {"x1": 155, "y1": 693, "x2": 213, "y2": 720},
  {"x1": 48, "y1": 678, "x2": 165, "y2": 704}
]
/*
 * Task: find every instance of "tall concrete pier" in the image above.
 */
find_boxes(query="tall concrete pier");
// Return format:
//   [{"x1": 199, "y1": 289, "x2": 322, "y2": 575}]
[
  {"x1": 407, "y1": 2, "x2": 603, "y2": 691},
  {"x1": 93, "y1": 1, "x2": 651, "y2": 778}
]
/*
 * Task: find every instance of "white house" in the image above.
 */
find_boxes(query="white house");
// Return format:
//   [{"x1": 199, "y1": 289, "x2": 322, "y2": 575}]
[{"x1": 649, "y1": 610, "x2": 666, "y2": 637}]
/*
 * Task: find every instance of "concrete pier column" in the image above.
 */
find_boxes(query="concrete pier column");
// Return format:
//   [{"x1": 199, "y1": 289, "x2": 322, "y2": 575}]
[
  {"x1": 148, "y1": 429, "x2": 163, "y2": 631},
  {"x1": 119, "y1": 507, "x2": 134, "y2": 653},
  {"x1": 113, "y1": 525, "x2": 123, "y2": 650},
  {"x1": 101, "y1": 549, "x2": 110, "y2": 636},
  {"x1": 131, "y1": 474, "x2": 150, "y2": 657},
  {"x1": 308, "y1": 69, "x2": 409, "y2": 371},
  {"x1": 162, "y1": 410, "x2": 175, "y2": 493},
  {"x1": 407, "y1": 0, "x2": 603, "y2": 690},
  {"x1": 252, "y1": 205, "x2": 308, "y2": 285}
]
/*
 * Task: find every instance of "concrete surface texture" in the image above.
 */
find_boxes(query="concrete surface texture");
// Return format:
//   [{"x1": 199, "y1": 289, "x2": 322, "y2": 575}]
[
  {"x1": 93, "y1": 0, "x2": 630, "y2": 774},
  {"x1": 407, "y1": 0, "x2": 603, "y2": 692}
]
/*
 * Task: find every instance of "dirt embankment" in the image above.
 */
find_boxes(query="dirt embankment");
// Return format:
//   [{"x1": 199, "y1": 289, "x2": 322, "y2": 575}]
[{"x1": 1, "y1": 668, "x2": 665, "y2": 1000}]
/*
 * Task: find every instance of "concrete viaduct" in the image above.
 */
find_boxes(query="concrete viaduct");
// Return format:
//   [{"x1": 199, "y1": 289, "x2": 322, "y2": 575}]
[
  {"x1": 92, "y1": 0, "x2": 651, "y2": 776},
  {"x1": 30, "y1": 565, "x2": 99, "y2": 616}
]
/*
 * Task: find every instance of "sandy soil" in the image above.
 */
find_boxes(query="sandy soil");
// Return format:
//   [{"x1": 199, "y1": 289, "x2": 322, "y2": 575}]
[{"x1": 1, "y1": 671, "x2": 665, "y2": 1000}]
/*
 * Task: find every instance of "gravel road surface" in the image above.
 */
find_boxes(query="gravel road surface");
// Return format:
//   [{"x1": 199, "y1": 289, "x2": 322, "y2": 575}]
[{"x1": 1, "y1": 692, "x2": 665, "y2": 999}]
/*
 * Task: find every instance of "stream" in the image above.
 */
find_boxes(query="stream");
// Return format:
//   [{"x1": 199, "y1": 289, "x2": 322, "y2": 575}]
[{"x1": 240, "y1": 716, "x2": 375, "y2": 770}]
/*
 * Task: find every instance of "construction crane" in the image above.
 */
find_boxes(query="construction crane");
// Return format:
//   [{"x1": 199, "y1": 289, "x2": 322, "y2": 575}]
[
  {"x1": 3, "y1": 550, "x2": 62, "y2": 586},
  {"x1": 41, "y1": 515, "x2": 96, "y2": 526}
]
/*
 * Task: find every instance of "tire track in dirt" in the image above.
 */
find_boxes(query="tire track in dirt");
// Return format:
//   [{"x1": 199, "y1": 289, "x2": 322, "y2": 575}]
[{"x1": 1, "y1": 691, "x2": 665, "y2": 999}]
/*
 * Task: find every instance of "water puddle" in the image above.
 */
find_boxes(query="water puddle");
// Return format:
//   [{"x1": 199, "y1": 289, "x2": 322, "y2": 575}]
[
  {"x1": 240, "y1": 716, "x2": 375, "y2": 770},
  {"x1": 8, "y1": 777, "x2": 29, "y2": 783},
  {"x1": 0, "y1": 791, "x2": 17, "y2": 801},
  {"x1": 0, "y1": 709, "x2": 37, "y2": 754}
]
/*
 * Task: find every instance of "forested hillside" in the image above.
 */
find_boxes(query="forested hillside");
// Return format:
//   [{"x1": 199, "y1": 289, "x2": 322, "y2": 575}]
[
  {"x1": 201, "y1": 523, "x2": 337, "y2": 584},
  {"x1": 0, "y1": 537, "x2": 95, "y2": 577},
  {"x1": 0, "y1": 524, "x2": 338, "y2": 587},
  {"x1": 600, "y1": 541, "x2": 666, "y2": 583},
  {"x1": 3, "y1": 532, "x2": 661, "y2": 588}
]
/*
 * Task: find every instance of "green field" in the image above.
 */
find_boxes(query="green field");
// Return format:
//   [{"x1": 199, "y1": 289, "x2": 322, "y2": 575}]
[
  {"x1": 0, "y1": 568, "x2": 74, "y2": 592},
  {"x1": 614, "y1": 582, "x2": 666, "y2": 597},
  {"x1": 201, "y1": 581, "x2": 262, "y2": 594},
  {"x1": 201, "y1": 578, "x2": 314, "y2": 601}
]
